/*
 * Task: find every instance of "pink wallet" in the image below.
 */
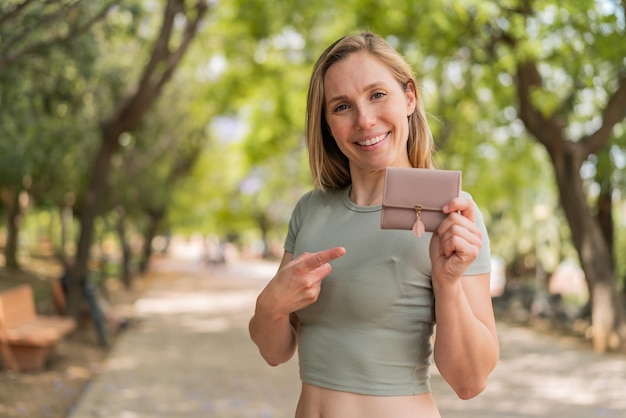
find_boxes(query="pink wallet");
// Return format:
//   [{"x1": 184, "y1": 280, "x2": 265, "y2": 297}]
[{"x1": 381, "y1": 167, "x2": 462, "y2": 237}]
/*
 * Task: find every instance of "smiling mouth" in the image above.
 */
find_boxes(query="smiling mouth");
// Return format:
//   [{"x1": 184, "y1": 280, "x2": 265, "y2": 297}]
[{"x1": 357, "y1": 132, "x2": 388, "y2": 147}]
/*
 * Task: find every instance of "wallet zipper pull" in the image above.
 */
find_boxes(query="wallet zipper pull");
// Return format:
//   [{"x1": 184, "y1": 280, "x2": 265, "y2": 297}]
[{"x1": 412, "y1": 205, "x2": 425, "y2": 238}]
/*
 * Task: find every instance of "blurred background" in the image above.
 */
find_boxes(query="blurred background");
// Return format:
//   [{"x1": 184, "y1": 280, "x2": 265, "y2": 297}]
[{"x1": 0, "y1": 0, "x2": 625, "y2": 355}]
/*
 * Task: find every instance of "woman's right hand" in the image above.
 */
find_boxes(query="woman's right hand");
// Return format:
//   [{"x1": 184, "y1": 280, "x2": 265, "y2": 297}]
[
  {"x1": 250, "y1": 247, "x2": 346, "y2": 366},
  {"x1": 258, "y1": 247, "x2": 347, "y2": 318}
]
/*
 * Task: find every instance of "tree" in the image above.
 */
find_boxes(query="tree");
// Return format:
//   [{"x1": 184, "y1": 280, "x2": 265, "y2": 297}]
[
  {"x1": 109, "y1": 85, "x2": 209, "y2": 280},
  {"x1": 0, "y1": 0, "x2": 118, "y2": 68},
  {"x1": 0, "y1": 0, "x2": 107, "y2": 269},
  {"x1": 66, "y1": 0, "x2": 209, "y2": 316},
  {"x1": 489, "y1": 2, "x2": 626, "y2": 352},
  {"x1": 515, "y1": 52, "x2": 625, "y2": 352}
]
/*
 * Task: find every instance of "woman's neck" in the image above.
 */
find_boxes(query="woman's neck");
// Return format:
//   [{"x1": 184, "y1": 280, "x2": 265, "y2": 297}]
[{"x1": 348, "y1": 172, "x2": 386, "y2": 206}]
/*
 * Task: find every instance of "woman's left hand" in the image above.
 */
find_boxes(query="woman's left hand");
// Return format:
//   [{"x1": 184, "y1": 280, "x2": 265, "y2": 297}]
[{"x1": 429, "y1": 196, "x2": 483, "y2": 283}]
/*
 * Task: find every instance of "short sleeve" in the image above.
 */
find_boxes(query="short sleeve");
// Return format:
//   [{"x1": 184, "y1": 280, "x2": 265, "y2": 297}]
[
  {"x1": 284, "y1": 191, "x2": 314, "y2": 254},
  {"x1": 463, "y1": 194, "x2": 491, "y2": 276}
]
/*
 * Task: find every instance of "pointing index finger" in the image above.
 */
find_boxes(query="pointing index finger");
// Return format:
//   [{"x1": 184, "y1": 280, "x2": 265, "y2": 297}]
[{"x1": 306, "y1": 247, "x2": 346, "y2": 271}]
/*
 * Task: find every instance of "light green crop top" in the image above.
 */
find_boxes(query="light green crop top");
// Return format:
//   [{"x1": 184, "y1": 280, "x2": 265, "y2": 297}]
[{"x1": 285, "y1": 187, "x2": 491, "y2": 396}]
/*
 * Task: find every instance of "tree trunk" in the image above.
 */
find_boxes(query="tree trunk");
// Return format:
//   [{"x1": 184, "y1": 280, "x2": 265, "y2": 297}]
[
  {"x1": 1, "y1": 188, "x2": 21, "y2": 270},
  {"x1": 594, "y1": 148, "x2": 614, "y2": 268},
  {"x1": 139, "y1": 210, "x2": 164, "y2": 274},
  {"x1": 595, "y1": 188, "x2": 614, "y2": 267},
  {"x1": 66, "y1": 134, "x2": 119, "y2": 318},
  {"x1": 515, "y1": 59, "x2": 626, "y2": 352},
  {"x1": 115, "y1": 206, "x2": 133, "y2": 289},
  {"x1": 551, "y1": 148, "x2": 623, "y2": 352},
  {"x1": 256, "y1": 212, "x2": 270, "y2": 259},
  {"x1": 59, "y1": 193, "x2": 75, "y2": 264}
]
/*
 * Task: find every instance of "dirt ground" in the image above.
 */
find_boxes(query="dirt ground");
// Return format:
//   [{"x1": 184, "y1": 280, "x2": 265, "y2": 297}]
[{"x1": 0, "y1": 254, "x2": 148, "y2": 418}]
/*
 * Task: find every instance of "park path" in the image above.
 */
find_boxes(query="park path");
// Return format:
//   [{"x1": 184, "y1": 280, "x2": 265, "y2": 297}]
[{"x1": 68, "y1": 255, "x2": 626, "y2": 418}]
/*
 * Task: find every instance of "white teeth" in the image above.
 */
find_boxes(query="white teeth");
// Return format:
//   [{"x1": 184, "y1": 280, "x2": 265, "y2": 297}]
[{"x1": 358, "y1": 133, "x2": 386, "y2": 146}]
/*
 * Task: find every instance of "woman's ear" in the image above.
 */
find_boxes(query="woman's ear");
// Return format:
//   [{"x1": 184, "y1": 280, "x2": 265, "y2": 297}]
[{"x1": 405, "y1": 81, "x2": 417, "y2": 116}]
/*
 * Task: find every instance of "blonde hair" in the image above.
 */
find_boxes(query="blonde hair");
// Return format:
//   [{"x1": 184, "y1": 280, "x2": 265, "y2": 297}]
[{"x1": 306, "y1": 32, "x2": 434, "y2": 190}]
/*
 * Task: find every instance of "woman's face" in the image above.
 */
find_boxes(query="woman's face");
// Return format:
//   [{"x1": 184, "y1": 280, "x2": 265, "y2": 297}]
[{"x1": 323, "y1": 52, "x2": 416, "y2": 176}]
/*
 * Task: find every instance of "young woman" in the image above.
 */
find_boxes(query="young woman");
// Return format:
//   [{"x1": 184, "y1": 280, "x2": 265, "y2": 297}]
[{"x1": 249, "y1": 31, "x2": 499, "y2": 418}]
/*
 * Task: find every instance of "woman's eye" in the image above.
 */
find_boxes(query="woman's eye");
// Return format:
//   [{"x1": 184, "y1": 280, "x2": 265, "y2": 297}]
[
  {"x1": 334, "y1": 104, "x2": 349, "y2": 112},
  {"x1": 372, "y1": 92, "x2": 386, "y2": 100}
]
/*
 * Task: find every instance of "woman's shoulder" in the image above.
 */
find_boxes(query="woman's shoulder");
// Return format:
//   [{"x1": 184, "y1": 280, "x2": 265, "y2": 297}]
[
  {"x1": 296, "y1": 187, "x2": 345, "y2": 207},
  {"x1": 288, "y1": 188, "x2": 346, "y2": 236}
]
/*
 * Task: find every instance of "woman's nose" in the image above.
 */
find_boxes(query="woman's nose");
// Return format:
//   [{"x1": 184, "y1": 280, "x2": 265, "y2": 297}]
[{"x1": 354, "y1": 106, "x2": 376, "y2": 130}]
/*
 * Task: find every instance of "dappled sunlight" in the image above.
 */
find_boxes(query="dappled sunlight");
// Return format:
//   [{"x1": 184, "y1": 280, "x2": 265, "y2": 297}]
[
  {"x1": 430, "y1": 324, "x2": 626, "y2": 417},
  {"x1": 134, "y1": 257, "x2": 277, "y2": 336},
  {"x1": 180, "y1": 317, "x2": 232, "y2": 333},
  {"x1": 70, "y1": 259, "x2": 626, "y2": 418},
  {"x1": 134, "y1": 290, "x2": 258, "y2": 316},
  {"x1": 73, "y1": 280, "x2": 300, "y2": 417},
  {"x1": 105, "y1": 355, "x2": 139, "y2": 372},
  {"x1": 536, "y1": 376, "x2": 605, "y2": 405},
  {"x1": 132, "y1": 287, "x2": 260, "y2": 335}
]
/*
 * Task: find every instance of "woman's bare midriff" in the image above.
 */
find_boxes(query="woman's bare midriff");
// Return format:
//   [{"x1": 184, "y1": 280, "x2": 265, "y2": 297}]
[{"x1": 295, "y1": 383, "x2": 441, "y2": 418}]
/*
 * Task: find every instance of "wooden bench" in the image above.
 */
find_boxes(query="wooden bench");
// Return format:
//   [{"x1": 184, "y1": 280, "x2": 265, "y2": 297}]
[{"x1": 0, "y1": 284, "x2": 77, "y2": 372}]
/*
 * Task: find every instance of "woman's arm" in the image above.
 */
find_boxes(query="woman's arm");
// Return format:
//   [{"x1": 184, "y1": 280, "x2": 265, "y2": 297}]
[
  {"x1": 249, "y1": 252, "x2": 298, "y2": 366},
  {"x1": 432, "y1": 274, "x2": 499, "y2": 399},
  {"x1": 430, "y1": 197, "x2": 499, "y2": 399},
  {"x1": 249, "y1": 247, "x2": 346, "y2": 366}
]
